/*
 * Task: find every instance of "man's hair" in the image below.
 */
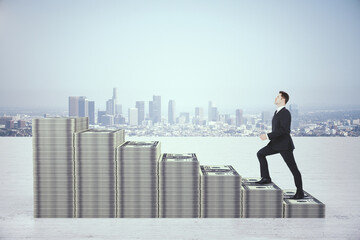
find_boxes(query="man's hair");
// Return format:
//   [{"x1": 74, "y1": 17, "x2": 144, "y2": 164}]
[{"x1": 279, "y1": 91, "x2": 289, "y2": 104}]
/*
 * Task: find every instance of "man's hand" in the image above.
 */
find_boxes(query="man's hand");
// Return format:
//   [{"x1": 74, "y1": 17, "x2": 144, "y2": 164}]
[{"x1": 260, "y1": 134, "x2": 267, "y2": 141}]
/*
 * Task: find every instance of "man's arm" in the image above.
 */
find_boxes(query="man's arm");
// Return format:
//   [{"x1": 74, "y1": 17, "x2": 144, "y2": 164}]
[{"x1": 267, "y1": 111, "x2": 291, "y2": 140}]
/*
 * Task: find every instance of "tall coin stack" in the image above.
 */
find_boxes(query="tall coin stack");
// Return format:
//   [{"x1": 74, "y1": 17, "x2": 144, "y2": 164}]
[
  {"x1": 74, "y1": 129, "x2": 125, "y2": 218},
  {"x1": 241, "y1": 177, "x2": 283, "y2": 218},
  {"x1": 159, "y1": 153, "x2": 200, "y2": 218},
  {"x1": 283, "y1": 189, "x2": 325, "y2": 218},
  {"x1": 117, "y1": 141, "x2": 161, "y2": 218},
  {"x1": 200, "y1": 165, "x2": 241, "y2": 218},
  {"x1": 33, "y1": 117, "x2": 88, "y2": 218}
]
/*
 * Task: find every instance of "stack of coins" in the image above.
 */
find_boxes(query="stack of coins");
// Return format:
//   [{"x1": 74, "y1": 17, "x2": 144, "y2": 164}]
[
  {"x1": 159, "y1": 153, "x2": 200, "y2": 218},
  {"x1": 74, "y1": 129, "x2": 125, "y2": 218},
  {"x1": 200, "y1": 165, "x2": 241, "y2": 218},
  {"x1": 32, "y1": 117, "x2": 88, "y2": 218},
  {"x1": 117, "y1": 141, "x2": 161, "y2": 218},
  {"x1": 241, "y1": 177, "x2": 283, "y2": 218},
  {"x1": 283, "y1": 189, "x2": 325, "y2": 218}
]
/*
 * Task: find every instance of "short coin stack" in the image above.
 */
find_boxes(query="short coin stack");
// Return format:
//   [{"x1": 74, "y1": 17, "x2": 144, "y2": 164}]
[
  {"x1": 283, "y1": 189, "x2": 325, "y2": 218},
  {"x1": 241, "y1": 177, "x2": 283, "y2": 218},
  {"x1": 159, "y1": 153, "x2": 200, "y2": 218},
  {"x1": 74, "y1": 129, "x2": 125, "y2": 218},
  {"x1": 200, "y1": 165, "x2": 241, "y2": 218},
  {"x1": 117, "y1": 141, "x2": 161, "y2": 218},
  {"x1": 32, "y1": 117, "x2": 88, "y2": 218}
]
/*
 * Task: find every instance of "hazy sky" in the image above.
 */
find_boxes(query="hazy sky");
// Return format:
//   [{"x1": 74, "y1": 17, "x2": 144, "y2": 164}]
[{"x1": 0, "y1": 0, "x2": 359, "y2": 114}]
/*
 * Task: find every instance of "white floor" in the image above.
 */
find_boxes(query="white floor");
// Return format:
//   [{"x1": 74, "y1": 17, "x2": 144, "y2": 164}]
[{"x1": 0, "y1": 137, "x2": 359, "y2": 240}]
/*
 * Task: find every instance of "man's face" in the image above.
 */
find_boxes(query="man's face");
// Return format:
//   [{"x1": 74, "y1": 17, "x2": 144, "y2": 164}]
[{"x1": 274, "y1": 93, "x2": 284, "y2": 105}]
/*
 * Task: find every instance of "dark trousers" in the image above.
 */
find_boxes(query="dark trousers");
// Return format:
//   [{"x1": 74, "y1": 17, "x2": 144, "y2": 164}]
[{"x1": 257, "y1": 145, "x2": 303, "y2": 190}]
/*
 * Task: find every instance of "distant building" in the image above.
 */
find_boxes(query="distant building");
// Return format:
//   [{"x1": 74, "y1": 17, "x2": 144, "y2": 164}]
[
  {"x1": 78, "y1": 96, "x2": 88, "y2": 117},
  {"x1": 149, "y1": 101, "x2": 153, "y2": 120},
  {"x1": 168, "y1": 100, "x2": 176, "y2": 125},
  {"x1": 0, "y1": 116, "x2": 12, "y2": 125},
  {"x1": 236, "y1": 109, "x2": 244, "y2": 127},
  {"x1": 97, "y1": 111, "x2": 106, "y2": 125},
  {"x1": 289, "y1": 104, "x2": 300, "y2": 129},
  {"x1": 208, "y1": 101, "x2": 213, "y2": 121},
  {"x1": 210, "y1": 107, "x2": 219, "y2": 122},
  {"x1": 88, "y1": 101, "x2": 96, "y2": 124},
  {"x1": 261, "y1": 111, "x2": 271, "y2": 125},
  {"x1": 5, "y1": 120, "x2": 15, "y2": 129},
  {"x1": 194, "y1": 107, "x2": 204, "y2": 125},
  {"x1": 116, "y1": 104, "x2": 122, "y2": 115},
  {"x1": 136, "y1": 101, "x2": 145, "y2": 125},
  {"x1": 152, "y1": 95, "x2": 161, "y2": 124},
  {"x1": 128, "y1": 108, "x2": 139, "y2": 126},
  {"x1": 18, "y1": 120, "x2": 26, "y2": 128},
  {"x1": 106, "y1": 99, "x2": 115, "y2": 116},
  {"x1": 69, "y1": 96, "x2": 79, "y2": 117},
  {"x1": 114, "y1": 115, "x2": 126, "y2": 125},
  {"x1": 101, "y1": 115, "x2": 114, "y2": 126}
]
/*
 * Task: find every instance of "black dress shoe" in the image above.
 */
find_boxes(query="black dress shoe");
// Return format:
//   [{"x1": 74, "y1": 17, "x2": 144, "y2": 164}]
[
  {"x1": 291, "y1": 190, "x2": 305, "y2": 199},
  {"x1": 255, "y1": 177, "x2": 272, "y2": 184}
]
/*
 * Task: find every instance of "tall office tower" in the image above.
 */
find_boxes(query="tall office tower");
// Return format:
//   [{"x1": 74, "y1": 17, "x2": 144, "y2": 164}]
[
  {"x1": 210, "y1": 107, "x2": 218, "y2": 121},
  {"x1": 236, "y1": 109, "x2": 244, "y2": 127},
  {"x1": 289, "y1": 104, "x2": 300, "y2": 129},
  {"x1": 261, "y1": 111, "x2": 271, "y2": 125},
  {"x1": 112, "y1": 88, "x2": 117, "y2": 115},
  {"x1": 128, "y1": 108, "x2": 138, "y2": 126},
  {"x1": 152, "y1": 95, "x2": 161, "y2": 124},
  {"x1": 159, "y1": 153, "x2": 200, "y2": 218},
  {"x1": 194, "y1": 107, "x2": 204, "y2": 125},
  {"x1": 79, "y1": 97, "x2": 88, "y2": 117},
  {"x1": 116, "y1": 104, "x2": 122, "y2": 115},
  {"x1": 32, "y1": 117, "x2": 89, "y2": 218},
  {"x1": 117, "y1": 141, "x2": 161, "y2": 218},
  {"x1": 241, "y1": 177, "x2": 283, "y2": 218},
  {"x1": 69, "y1": 96, "x2": 80, "y2": 117},
  {"x1": 149, "y1": 101, "x2": 153, "y2": 121},
  {"x1": 200, "y1": 165, "x2": 241, "y2": 218},
  {"x1": 106, "y1": 99, "x2": 115, "y2": 116},
  {"x1": 168, "y1": 100, "x2": 176, "y2": 125},
  {"x1": 74, "y1": 129, "x2": 125, "y2": 218},
  {"x1": 88, "y1": 101, "x2": 96, "y2": 124},
  {"x1": 208, "y1": 101, "x2": 213, "y2": 122},
  {"x1": 97, "y1": 111, "x2": 106, "y2": 125},
  {"x1": 135, "y1": 101, "x2": 145, "y2": 125}
]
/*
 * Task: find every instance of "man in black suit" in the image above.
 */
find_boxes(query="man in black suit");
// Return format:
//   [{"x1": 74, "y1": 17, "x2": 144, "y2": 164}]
[{"x1": 256, "y1": 91, "x2": 304, "y2": 199}]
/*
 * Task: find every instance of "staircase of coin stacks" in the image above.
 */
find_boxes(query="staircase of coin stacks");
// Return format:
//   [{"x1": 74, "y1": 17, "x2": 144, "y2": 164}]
[{"x1": 33, "y1": 117, "x2": 325, "y2": 218}]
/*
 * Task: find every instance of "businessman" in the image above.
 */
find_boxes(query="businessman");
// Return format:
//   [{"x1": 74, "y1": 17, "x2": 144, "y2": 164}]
[{"x1": 256, "y1": 91, "x2": 304, "y2": 199}]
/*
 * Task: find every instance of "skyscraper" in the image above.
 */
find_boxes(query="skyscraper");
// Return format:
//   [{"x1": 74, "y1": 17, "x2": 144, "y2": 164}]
[
  {"x1": 149, "y1": 101, "x2": 153, "y2": 120},
  {"x1": 128, "y1": 108, "x2": 139, "y2": 126},
  {"x1": 210, "y1": 107, "x2": 218, "y2": 122},
  {"x1": 236, "y1": 109, "x2": 244, "y2": 127},
  {"x1": 106, "y1": 99, "x2": 115, "y2": 116},
  {"x1": 195, "y1": 107, "x2": 204, "y2": 125},
  {"x1": 208, "y1": 101, "x2": 213, "y2": 122},
  {"x1": 261, "y1": 111, "x2": 271, "y2": 125},
  {"x1": 152, "y1": 95, "x2": 161, "y2": 124},
  {"x1": 168, "y1": 100, "x2": 176, "y2": 125},
  {"x1": 69, "y1": 96, "x2": 80, "y2": 117},
  {"x1": 289, "y1": 104, "x2": 300, "y2": 129},
  {"x1": 136, "y1": 101, "x2": 145, "y2": 125},
  {"x1": 112, "y1": 88, "x2": 117, "y2": 115},
  {"x1": 88, "y1": 101, "x2": 95, "y2": 124},
  {"x1": 78, "y1": 96, "x2": 88, "y2": 117}
]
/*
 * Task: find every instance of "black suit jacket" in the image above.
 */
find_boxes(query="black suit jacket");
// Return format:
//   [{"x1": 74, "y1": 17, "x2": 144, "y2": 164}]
[{"x1": 267, "y1": 107, "x2": 295, "y2": 151}]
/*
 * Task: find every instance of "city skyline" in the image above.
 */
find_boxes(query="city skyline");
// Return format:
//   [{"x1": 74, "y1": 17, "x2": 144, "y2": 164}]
[{"x1": 0, "y1": 1, "x2": 359, "y2": 112}]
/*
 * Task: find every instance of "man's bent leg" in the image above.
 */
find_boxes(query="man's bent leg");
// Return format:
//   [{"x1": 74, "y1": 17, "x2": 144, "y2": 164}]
[
  {"x1": 280, "y1": 150, "x2": 303, "y2": 190},
  {"x1": 257, "y1": 146, "x2": 278, "y2": 178}
]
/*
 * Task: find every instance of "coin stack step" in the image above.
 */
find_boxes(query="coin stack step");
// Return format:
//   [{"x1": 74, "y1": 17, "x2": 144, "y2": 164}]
[
  {"x1": 33, "y1": 117, "x2": 88, "y2": 218},
  {"x1": 241, "y1": 177, "x2": 283, "y2": 218},
  {"x1": 117, "y1": 141, "x2": 161, "y2": 218},
  {"x1": 74, "y1": 129, "x2": 125, "y2": 218},
  {"x1": 159, "y1": 153, "x2": 200, "y2": 218},
  {"x1": 200, "y1": 165, "x2": 241, "y2": 218},
  {"x1": 283, "y1": 189, "x2": 325, "y2": 218}
]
